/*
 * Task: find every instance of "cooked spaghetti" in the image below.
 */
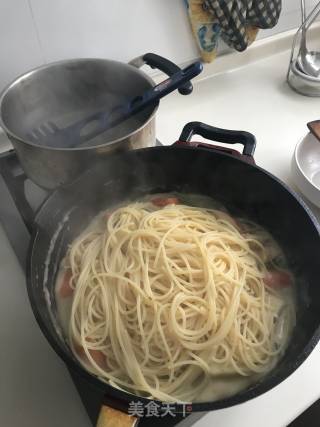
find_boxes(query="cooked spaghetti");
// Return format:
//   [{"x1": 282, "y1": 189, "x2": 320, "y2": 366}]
[{"x1": 56, "y1": 195, "x2": 295, "y2": 402}]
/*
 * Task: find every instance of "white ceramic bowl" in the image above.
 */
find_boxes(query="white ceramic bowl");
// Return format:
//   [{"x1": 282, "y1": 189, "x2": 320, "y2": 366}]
[{"x1": 292, "y1": 132, "x2": 320, "y2": 208}]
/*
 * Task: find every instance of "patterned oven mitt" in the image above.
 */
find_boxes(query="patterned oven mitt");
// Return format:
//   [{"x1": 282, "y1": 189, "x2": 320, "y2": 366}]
[{"x1": 186, "y1": 0, "x2": 282, "y2": 62}]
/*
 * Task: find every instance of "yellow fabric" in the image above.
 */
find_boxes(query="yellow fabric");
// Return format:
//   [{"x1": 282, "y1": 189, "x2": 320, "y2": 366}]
[{"x1": 187, "y1": 0, "x2": 259, "y2": 63}]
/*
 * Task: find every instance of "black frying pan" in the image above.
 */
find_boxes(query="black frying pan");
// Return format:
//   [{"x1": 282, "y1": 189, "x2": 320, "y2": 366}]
[{"x1": 27, "y1": 122, "x2": 320, "y2": 426}]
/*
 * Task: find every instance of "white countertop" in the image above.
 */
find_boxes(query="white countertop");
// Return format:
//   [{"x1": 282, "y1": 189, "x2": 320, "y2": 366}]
[{"x1": 1, "y1": 28, "x2": 320, "y2": 427}]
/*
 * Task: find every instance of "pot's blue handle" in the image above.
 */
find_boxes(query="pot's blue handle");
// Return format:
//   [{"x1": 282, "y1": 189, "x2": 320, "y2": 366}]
[
  {"x1": 128, "y1": 62, "x2": 203, "y2": 115},
  {"x1": 129, "y1": 53, "x2": 199, "y2": 95},
  {"x1": 74, "y1": 64, "x2": 203, "y2": 144}
]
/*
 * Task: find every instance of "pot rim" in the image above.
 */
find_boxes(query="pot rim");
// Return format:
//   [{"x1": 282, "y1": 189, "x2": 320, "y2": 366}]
[
  {"x1": 26, "y1": 144, "x2": 320, "y2": 413},
  {"x1": 0, "y1": 57, "x2": 158, "y2": 152}
]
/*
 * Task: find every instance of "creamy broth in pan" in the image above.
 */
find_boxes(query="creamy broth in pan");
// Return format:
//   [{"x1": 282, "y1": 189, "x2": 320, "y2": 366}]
[{"x1": 56, "y1": 194, "x2": 296, "y2": 402}]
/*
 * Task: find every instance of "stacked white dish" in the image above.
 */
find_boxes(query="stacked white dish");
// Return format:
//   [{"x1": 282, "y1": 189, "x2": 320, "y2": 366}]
[{"x1": 292, "y1": 131, "x2": 320, "y2": 208}]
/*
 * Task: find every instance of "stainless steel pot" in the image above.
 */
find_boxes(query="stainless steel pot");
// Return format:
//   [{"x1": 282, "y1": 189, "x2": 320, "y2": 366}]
[{"x1": 0, "y1": 53, "x2": 194, "y2": 189}]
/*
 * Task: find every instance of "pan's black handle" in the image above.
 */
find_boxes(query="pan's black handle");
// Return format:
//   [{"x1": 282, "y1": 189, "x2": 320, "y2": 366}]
[
  {"x1": 129, "y1": 53, "x2": 195, "y2": 95},
  {"x1": 179, "y1": 121, "x2": 256, "y2": 157},
  {"x1": 176, "y1": 122, "x2": 256, "y2": 164}
]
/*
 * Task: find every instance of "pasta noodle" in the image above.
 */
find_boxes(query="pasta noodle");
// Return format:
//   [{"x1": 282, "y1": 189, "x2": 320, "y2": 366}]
[{"x1": 56, "y1": 195, "x2": 295, "y2": 402}]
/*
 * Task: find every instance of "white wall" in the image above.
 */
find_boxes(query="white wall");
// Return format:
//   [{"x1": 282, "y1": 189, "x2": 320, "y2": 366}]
[{"x1": 0, "y1": 0, "x2": 318, "y2": 91}]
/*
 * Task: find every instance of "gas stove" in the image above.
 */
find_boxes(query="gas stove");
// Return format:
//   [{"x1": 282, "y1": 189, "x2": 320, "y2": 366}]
[{"x1": 0, "y1": 144, "x2": 206, "y2": 427}]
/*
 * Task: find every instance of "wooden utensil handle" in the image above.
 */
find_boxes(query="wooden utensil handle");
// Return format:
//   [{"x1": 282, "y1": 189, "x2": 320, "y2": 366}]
[
  {"x1": 97, "y1": 405, "x2": 138, "y2": 427},
  {"x1": 307, "y1": 120, "x2": 320, "y2": 142}
]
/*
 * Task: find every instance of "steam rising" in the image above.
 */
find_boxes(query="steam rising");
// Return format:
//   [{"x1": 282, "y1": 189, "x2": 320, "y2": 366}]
[{"x1": 1, "y1": 58, "x2": 156, "y2": 149}]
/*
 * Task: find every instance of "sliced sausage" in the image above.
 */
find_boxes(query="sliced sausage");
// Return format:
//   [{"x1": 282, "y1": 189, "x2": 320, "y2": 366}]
[
  {"x1": 264, "y1": 270, "x2": 292, "y2": 289},
  {"x1": 59, "y1": 270, "x2": 73, "y2": 298},
  {"x1": 151, "y1": 196, "x2": 179, "y2": 207}
]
